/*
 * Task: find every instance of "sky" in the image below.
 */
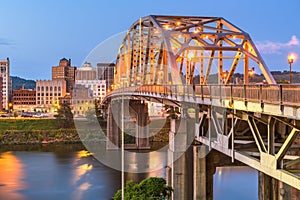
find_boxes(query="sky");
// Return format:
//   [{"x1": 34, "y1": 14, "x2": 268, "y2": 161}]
[{"x1": 0, "y1": 0, "x2": 299, "y2": 80}]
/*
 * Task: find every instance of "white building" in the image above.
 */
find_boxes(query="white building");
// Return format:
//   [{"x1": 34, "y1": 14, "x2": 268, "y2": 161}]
[
  {"x1": 0, "y1": 58, "x2": 12, "y2": 110},
  {"x1": 75, "y1": 80, "x2": 106, "y2": 101},
  {"x1": 36, "y1": 80, "x2": 67, "y2": 112},
  {"x1": 147, "y1": 101, "x2": 164, "y2": 117}
]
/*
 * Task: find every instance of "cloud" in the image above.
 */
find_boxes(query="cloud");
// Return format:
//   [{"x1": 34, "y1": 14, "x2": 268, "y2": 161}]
[
  {"x1": 256, "y1": 35, "x2": 299, "y2": 54},
  {"x1": 0, "y1": 38, "x2": 13, "y2": 46}
]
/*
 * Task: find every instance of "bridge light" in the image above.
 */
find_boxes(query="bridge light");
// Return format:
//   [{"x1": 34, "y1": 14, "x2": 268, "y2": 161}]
[
  {"x1": 249, "y1": 67, "x2": 255, "y2": 76},
  {"x1": 164, "y1": 24, "x2": 170, "y2": 30},
  {"x1": 223, "y1": 70, "x2": 229, "y2": 78},
  {"x1": 193, "y1": 28, "x2": 199, "y2": 34},
  {"x1": 288, "y1": 53, "x2": 297, "y2": 84},
  {"x1": 288, "y1": 53, "x2": 296, "y2": 64}
]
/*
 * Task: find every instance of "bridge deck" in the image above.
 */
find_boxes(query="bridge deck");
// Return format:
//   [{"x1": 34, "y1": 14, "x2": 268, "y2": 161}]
[
  {"x1": 106, "y1": 84, "x2": 300, "y2": 190},
  {"x1": 107, "y1": 84, "x2": 300, "y2": 119}
]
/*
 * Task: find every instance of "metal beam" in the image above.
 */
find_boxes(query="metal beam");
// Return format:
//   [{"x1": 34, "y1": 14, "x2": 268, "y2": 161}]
[
  {"x1": 198, "y1": 136, "x2": 300, "y2": 190},
  {"x1": 276, "y1": 128, "x2": 299, "y2": 164},
  {"x1": 247, "y1": 118, "x2": 267, "y2": 153}
]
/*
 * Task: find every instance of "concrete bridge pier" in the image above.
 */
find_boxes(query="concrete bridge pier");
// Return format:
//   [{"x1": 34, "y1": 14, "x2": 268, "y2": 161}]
[
  {"x1": 129, "y1": 100, "x2": 150, "y2": 149},
  {"x1": 107, "y1": 100, "x2": 121, "y2": 149},
  {"x1": 106, "y1": 99, "x2": 150, "y2": 149},
  {"x1": 193, "y1": 144, "x2": 213, "y2": 200},
  {"x1": 259, "y1": 172, "x2": 299, "y2": 200},
  {"x1": 166, "y1": 109, "x2": 195, "y2": 200}
]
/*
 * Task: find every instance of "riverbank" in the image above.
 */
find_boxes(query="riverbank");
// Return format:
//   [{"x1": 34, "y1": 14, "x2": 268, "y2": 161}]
[
  {"x1": 0, "y1": 118, "x2": 106, "y2": 145},
  {"x1": 0, "y1": 118, "x2": 170, "y2": 146}
]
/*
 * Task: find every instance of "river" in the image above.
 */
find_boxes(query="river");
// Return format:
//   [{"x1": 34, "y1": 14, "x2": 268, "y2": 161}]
[{"x1": 0, "y1": 144, "x2": 258, "y2": 200}]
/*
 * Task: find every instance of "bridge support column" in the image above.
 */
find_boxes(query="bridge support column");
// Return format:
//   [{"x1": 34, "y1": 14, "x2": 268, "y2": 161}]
[
  {"x1": 129, "y1": 100, "x2": 150, "y2": 149},
  {"x1": 106, "y1": 100, "x2": 150, "y2": 150},
  {"x1": 107, "y1": 100, "x2": 121, "y2": 149},
  {"x1": 193, "y1": 144, "x2": 213, "y2": 200},
  {"x1": 258, "y1": 172, "x2": 299, "y2": 200},
  {"x1": 167, "y1": 113, "x2": 195, "y2": 200}
]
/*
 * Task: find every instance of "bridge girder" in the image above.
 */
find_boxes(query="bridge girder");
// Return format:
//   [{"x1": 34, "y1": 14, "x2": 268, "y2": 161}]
[{"x1": 113, "y1": 15, "x2": 276, "y2": 89}]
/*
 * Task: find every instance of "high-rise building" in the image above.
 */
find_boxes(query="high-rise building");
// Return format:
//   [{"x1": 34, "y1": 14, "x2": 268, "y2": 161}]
[
  {"x1": 52, "y1": 58, "x2": 76, "y2": 93},
  {"x1": 96, "y1": 63, "x2": 115, "y2": 90},
  {"x1": 0, "y1": 77, "x2": 3, "y2": 111},
  {"x1": 0, "y1": 58, "x2": 12, "y2": 110},
  {"x1": 36, "y1": 80, "x2": 67, "y2": 113},
  {"x1": 75, "y1": 62, "x2": 96, "y2": 80},
  {"x1": 12, "y1": 86, "x2": 36, "y2": 112}
]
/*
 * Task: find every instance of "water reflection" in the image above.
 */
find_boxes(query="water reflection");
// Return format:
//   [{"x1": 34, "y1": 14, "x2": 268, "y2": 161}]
[
  {"x1": 214, "y1": 166, "x2": 258, "y2": 200},
  {"x1": 0, "y1": 152, "x2": 26, "y2": 200},
  {"x1": 0, "y1": 145, "x2": 258, "y2": 200},
  {"x1": 72, "y1": 151, "x2": 94, "y2": 199}
]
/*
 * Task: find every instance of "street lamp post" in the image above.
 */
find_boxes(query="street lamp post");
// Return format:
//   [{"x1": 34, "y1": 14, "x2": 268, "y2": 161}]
[{"x1": 288, "y1": 53, "x2": 296, "y2": 84}]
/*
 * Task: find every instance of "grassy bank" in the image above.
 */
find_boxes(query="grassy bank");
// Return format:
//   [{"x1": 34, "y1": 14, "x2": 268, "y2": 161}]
[
  {"x1": 0, "y1": 118, "x2": 170, "y2": 146},
  {"x1": 0, "y1": 119, "x2": 58, "y2": 130},
  {"x1": 0, "y1": 119, "x2": 106, "y2": 145}
]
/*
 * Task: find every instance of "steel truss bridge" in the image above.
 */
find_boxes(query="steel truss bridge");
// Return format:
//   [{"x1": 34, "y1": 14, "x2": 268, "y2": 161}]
[{"x1": 105, "y1": 15, "x2": 300, "y2": 192}]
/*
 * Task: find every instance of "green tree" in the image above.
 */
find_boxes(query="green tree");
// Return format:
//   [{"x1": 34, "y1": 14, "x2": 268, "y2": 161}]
[
  {"x1": 13, "y1": 111, "x2": 18, "y2": 118},
  {"x1": 94, "y1": 99, "x2": 102, "y2": 119},
  {"x1": 55, "y1": 102, "x2": 74, "y2": 128},
  {"x1": 113, "y1": 177, "x2": 172, "y2": 200}
]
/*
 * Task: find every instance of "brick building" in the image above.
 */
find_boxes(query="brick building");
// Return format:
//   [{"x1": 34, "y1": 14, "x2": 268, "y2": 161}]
[
  {"x1": 52, "y1": 58, "x2": 76, "y2": 93},
  {"x1": 12, "y1": 86, "x2": 36, "y2": 112}
]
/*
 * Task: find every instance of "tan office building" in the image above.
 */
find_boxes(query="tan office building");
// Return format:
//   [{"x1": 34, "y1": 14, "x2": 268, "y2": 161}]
[{"x1": 36, "y1": 80, "x2": 67, "y2": 112}]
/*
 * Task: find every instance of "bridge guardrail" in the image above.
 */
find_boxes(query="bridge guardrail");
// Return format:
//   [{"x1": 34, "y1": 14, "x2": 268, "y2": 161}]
[{"x1": 109, "y1": 84, "x2": 300, "y2": 106}]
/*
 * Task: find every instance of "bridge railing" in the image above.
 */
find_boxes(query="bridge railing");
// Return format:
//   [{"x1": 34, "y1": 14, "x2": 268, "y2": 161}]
[{"x1": 110, "y1": 84, "x2": 300, "y2": 106}]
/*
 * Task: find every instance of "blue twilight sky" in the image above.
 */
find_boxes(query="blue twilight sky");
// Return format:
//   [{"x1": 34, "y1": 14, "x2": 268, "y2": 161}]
[{"x1": 0, "y1": 0, "x2": 299, "y2": 80}]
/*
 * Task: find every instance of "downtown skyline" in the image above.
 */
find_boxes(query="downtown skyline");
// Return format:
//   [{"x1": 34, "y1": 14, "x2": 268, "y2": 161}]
[{"x1": 0, "y1": 0, "x2": 299, "y2": 80}]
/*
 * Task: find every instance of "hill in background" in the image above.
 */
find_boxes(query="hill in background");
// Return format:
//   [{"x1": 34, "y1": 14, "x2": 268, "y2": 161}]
[{"x1": 11, "y1": 76, "x2": 36, "y2": 90}]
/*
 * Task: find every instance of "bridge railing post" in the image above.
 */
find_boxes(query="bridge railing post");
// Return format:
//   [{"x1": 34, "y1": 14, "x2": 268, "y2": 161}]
[
  {"x1": 209, "y1": 85, "x2": 212, "y2": 102},
  {"x1": 259, "y1": 84, "x2": 264, "y2": 109},
  {"x1": 230, "y1": 84, "x2": 233, "y2": 106},
  {"x1": 243, "y1": 84, "x2": 247, "y2": 106},
  {"x1": 219, "y1": 84, "x2": 222, "y2": 103},
  {"x1": 201, "y1": 85, "x2": 204, "y2": 101},
  {"x1": 279, "y1": 84, "x2": 283, "y2": 111}
]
